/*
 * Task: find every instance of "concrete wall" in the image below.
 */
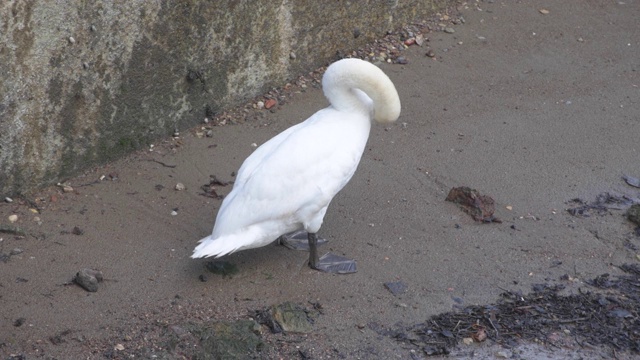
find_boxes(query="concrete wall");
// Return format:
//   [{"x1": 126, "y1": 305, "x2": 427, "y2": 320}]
[{"x1": 0, "y1": 0, "x2": 451, "y2": 196}]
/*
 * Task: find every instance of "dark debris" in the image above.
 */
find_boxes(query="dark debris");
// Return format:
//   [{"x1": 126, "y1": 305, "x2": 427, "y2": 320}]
[
  {"x1": 445, "y1": 186, "x2": 502, "y2": 223},
  {"x1": 200, "y1": 175, "x2": 231, "y2": 199},
  {"x1": 375, "y1": 265, "x2": 640, "y2": 356},
  {"x1": 567, "y1": 193, "x2": 636, "y2": 217}
]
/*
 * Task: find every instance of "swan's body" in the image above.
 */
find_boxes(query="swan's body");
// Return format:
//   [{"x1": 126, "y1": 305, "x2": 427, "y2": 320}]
[{"x1": 192, "y1": 58, "x2": 401, "y2": 272}]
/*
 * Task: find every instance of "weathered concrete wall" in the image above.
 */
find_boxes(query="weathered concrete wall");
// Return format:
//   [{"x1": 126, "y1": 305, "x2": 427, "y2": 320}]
[{"x1": 0, "y1": 0, "x2": 451, "y2": 196}]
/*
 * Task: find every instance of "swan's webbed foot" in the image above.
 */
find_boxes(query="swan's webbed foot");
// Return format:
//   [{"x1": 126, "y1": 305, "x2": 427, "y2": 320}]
[
  {"x1": 307, "y1": 232, "x2": 357, "y2": 274},
  {"x1": 278, "y1": 230, "x2": 327, "y2": 251}
]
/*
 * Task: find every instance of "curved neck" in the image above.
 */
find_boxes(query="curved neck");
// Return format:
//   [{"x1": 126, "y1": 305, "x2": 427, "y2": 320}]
[{"x1": 322, "y1": 59, "x2": 401, "y2": 123}]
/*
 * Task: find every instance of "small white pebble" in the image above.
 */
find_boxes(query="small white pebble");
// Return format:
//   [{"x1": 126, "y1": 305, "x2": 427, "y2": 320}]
[
  {"x1": 68, "y1": 36, "x2": 75, "y2": 44},
  {"x1": 170, "y1": 210, "x2": 178, "y2": 216},
  {"x1": 5, "y1": 197, "x2": 13, "y2": 203},
  {"x1": 114, "y1": 343, "x2": 124, "y2": 351},
  {"x1": 175, "y1": 183, "x2": 185, "y2": 191},
  {"x1": 250, "y1": 143, "x2": 258, "y2": 148},
  {"x1": 8, "y1": 214, "x2": 18, "y2": 223}
]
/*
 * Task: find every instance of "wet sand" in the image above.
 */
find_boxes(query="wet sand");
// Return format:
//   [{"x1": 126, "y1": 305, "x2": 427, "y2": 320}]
[{"x1": 1, "y1": 1, "x2": 639, "y2": 359}]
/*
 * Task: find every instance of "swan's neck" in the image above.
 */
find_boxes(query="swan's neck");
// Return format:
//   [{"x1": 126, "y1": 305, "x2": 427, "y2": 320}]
[{"x1": 322, "y1": 59, "x2": 401, "y2": 123}]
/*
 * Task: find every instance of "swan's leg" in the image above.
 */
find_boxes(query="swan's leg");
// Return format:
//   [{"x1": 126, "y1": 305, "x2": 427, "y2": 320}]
[
  {"x1": 308, "y1": 232, "x2": 320, "y2": 268},
  {"x1": 307, "y1": 232, "x2": 357, "y2": 274}
]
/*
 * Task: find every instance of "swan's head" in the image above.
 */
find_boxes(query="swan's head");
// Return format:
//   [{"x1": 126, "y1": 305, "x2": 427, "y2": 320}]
[{"x1": 323, "y1": 58, "x2": 401, "y2": 124}]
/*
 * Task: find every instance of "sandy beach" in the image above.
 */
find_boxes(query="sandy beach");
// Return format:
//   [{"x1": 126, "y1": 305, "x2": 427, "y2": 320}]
[{"x1": 1, "y1": 1, "x2": 639, "y2": 358}]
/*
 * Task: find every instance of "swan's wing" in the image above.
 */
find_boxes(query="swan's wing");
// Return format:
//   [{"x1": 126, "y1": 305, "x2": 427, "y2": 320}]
[
  {"x1": 212, "y1": 108, "x2": 369, "y2": 238},
  {"x1": 232, "y1": 122, "x2": 304, "y2": 188}
]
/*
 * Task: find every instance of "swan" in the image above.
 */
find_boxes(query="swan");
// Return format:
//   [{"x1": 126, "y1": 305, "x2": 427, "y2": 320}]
[{"x1": 191, "y1": 58, "x2": 401, "y2": 273}]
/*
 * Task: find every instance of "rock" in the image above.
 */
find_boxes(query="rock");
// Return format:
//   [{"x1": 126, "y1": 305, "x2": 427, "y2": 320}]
[
  {"x1": 4, "y1": 197, "x2": 13, "y2": 203},
  {"x1": 628, "y1": 204, "x2": 640, "y2": 226},
  {"x1": 10, "y1": 248, "x2": 23, "y2": 256},
  {"x1": 205, "y1": 260, "x2": 239, "y2": 277},
  {"x1": 462, "y1": 337, "x2": 474, "y2": 345},
  {"x1": 175, "y1": 183, "x2": 186, "y2": 191},
  {"x1": 444, "y1": 27, "x2": 455, "y2": 34},
  {"x1": 271, "y1": 302, "x2": 315, "y2": 333},
  {"x1": 256, "y1": 101, "x2": 264, "y2": 109},
  {"x1": 114, "y1": 343, "x2": 125, "y2": 351},
  {"x1": 74, "y1": 268, "x2": 104, "y2": 292},
  {"x1": 195, "y1": 320, "x2": 264, "y2": 358},
  {"x1": 8, "y1": 214, "x2": 18, "y2": 223},
  {"x1": 384, "y1": 281, "x2": 408, "y2": 296},
  {"x1": 60, "y1": 184, "x2": 74, "y2": 193},
  {"x1": 264, "y1": 98, "x2": 277, "y2": 109},
  {"x1": 623, "y1": 174, "x2": 640, "y2": 188}
]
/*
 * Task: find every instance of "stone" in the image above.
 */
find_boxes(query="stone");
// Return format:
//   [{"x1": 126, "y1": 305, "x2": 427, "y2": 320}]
[{"x1": 74, "y1": 268, "x2": 104, "y2": 292}]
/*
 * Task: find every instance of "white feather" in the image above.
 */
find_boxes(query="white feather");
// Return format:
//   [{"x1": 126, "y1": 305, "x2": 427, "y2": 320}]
[{"x1": 192, "y1": 58, "x2": 401, "y2": 259}]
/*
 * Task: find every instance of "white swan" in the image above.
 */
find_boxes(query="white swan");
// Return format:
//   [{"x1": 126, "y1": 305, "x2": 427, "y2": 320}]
[{"x1": 192, "y1": 58, "x2": 401, "y2": 273}]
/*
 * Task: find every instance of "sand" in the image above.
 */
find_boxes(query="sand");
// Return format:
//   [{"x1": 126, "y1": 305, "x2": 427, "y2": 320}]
[{"x1": 1, "y1": 1, "x2": 639, "y2": 359}]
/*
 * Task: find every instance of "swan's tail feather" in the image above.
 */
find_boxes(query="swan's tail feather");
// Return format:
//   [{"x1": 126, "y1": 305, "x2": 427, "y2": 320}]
[{"x1": 191, "y1": 234, "x2": 241, "y2": 259}]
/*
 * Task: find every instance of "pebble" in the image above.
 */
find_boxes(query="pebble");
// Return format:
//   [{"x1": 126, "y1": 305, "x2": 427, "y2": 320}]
[
  {"x1": 444, "y1": 27, "x2": 455, "y2": 34},
  {"x1": 462, "y1": 337, "x2": 474, "y2": 345},
  {"x1": 289, "y1": 52, "x2": 296, "y2": 60},
  {"x1": 206, "y1": 130, "x2": 213, "y2": 137},
  {"x1": 74, "y1": 268, "x2": 103, "y2": 292},
  {"x1": 59, "y1": 183, "x2": 74, "y2": 193},
  {"x1": 175, "y1": 183, "x2": 186, "y2": 191},
  {"x1": 8, "y1": 214, "x2": 18, "y2": 223},
  {"x1": 68, "y1": 36, "x2": 76, "y2": 44},
  {"x1": 170, "y1": 210, "x2": 178, "y2": 216},
  {"x1": 426, "y1": 49, "x2": 436, "y2": 58},
  {"x1": 256, "y1": 101, "x2": 264, "y2": 109},
  {"x1": 384, "y1": 281, "x2": 408, "y2": 296},
  {"x1": 114, "y1": 343, "x2": 125, "y2": 351},
  {"x1": 264, "y1": 98, "x2": 277, "y2": 109},
  {"x1": 5, "y1": 197, "x2": 13, "y2": 203},
  {"x1": 10, "y1": 248, "x2": 23, "y2": 256}
]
